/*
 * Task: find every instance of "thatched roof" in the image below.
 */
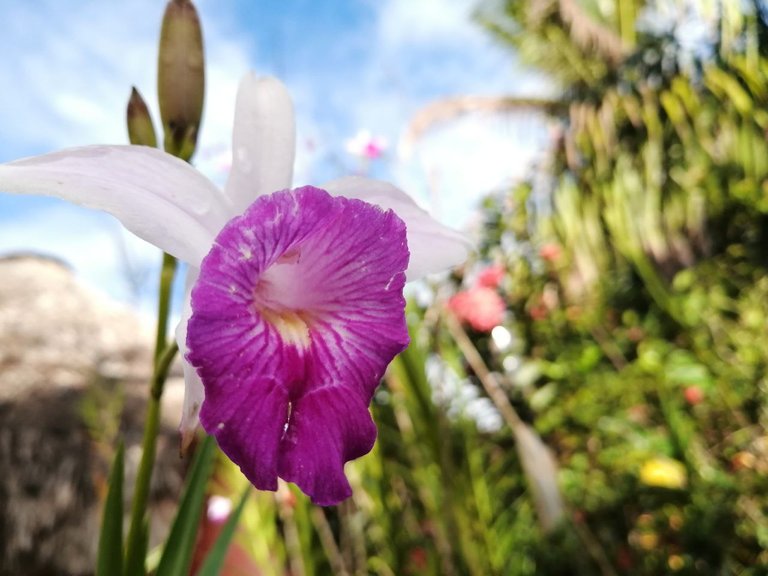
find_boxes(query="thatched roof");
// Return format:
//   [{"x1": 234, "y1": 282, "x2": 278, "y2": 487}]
[{"x1": 0, "y1": 254, "x2": 187, "y2": 575}]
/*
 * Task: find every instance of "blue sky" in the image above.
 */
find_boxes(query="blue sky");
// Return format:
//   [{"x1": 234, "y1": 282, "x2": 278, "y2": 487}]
[{"x1": 0, "y1": 0, "x2": 550, "y2": 313}]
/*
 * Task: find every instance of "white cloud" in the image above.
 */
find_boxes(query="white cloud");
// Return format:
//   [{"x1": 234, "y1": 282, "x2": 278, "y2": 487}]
[
  {"x1": 377, "y1": 0, "x2": 485, "y2": 50},
  {"x1": 0, "y1": 0, "x2": 253, "y2": 309},
  {"x1": 0, "y1": 0, "x2": 250, "y2": 156},
  {"x1": 1, "y1": 0, "x2": 158, "y2": 152},
  {"x1": 396, "y1": 113, "x2": 550, "y2": 229}
]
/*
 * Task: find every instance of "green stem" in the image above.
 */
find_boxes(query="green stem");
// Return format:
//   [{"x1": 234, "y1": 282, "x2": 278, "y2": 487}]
[
  {"x1": 124, "y1": 252, "x2": 178, "y2": 572},
  {"x1": 154, "y1": 253, "x2": 178, "y2": 362},
  {"x1": 152, "y1": 340, "x2": 179, "y2": 399}
]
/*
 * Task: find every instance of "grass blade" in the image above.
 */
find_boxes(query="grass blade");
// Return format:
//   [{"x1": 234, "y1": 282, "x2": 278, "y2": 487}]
[
  {"x1": 97, "y1": 443, "x2": 125, "y2": 576},
  {"x1": 196, "y1": 486, "x2": 251, "y2": 576},
  {"x1": 155, "y1": 435, "x2": 217, "y2": 576}
]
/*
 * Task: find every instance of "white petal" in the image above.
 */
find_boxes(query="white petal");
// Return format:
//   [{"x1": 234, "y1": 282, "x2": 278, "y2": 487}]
[
  {"x1": 176, "y1": 267, "x2": 204, "y2": 452},
  {"x1": 225, "y1": 74, "x2": 296, "y2": 214},
  {"x1": 0, "y1": 146, "x2": 229, "y2": 266},
  {"x1": 323, "y1": 176, "x2": 472, "y2": 279}
]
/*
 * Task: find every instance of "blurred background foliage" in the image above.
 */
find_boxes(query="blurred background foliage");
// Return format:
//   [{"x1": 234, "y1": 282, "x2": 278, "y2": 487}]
[{"x1": 193, "y1": 0, "x2": 768, "y2": 574}]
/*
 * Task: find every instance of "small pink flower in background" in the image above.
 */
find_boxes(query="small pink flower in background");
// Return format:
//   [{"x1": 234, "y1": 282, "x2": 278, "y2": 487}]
[
  {"x1": 529, "y1": 285, "x2": 559, "y2": 321},
  {"x1": 206, "y1": 494, "x2": 232, "y2": 523},
  {"x1": 539, "y1": 243, "x2": 562, "y2": 263},
  {"x1": 529, "y1": 301, "x2": 549, "y2": 321},
  {"x1": 277, "y1": 483, "x2": 297, "y2": 509},
  {"x1": 345, "y1": 129, "x2": 388, "y2": 160},
  {"x1": 448, "y1": 287, "x2": 506, "y2": 332},
  {"x1": 684, "y1": 386, "x2": 704, "y2": 406},
  {"x1": 191, "y1": 494, "x2": 260, "y2": 575},
  {"x1": 476, "y1": 264, "x2": 505, "y2": 288},
  {"x1": 731, "y1": 451, "x2": 755, "y2": 471},
  {"x1": 408, "y1": 547, "x2": 429, "y2": 572}
]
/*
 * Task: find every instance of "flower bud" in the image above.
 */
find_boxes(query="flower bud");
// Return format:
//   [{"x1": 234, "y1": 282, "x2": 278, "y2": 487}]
[
  {"x1": 157, "y1": 0, "x2": 205, "y2": 161},
  {"x1": 126, "y1": 87, "x2": 158, "y2": 147}
]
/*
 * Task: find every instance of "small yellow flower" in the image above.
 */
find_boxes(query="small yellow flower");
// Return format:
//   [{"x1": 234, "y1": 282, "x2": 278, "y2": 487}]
[
  {"x1": 668, "y1": 555, "x2": 685, "y2": 571},
  {"x1": 637, "y1": 532, "x2": 659, "y2": 550},
  {"x1": 639, "y1": 458, "x2": 687, "y2": 489}
]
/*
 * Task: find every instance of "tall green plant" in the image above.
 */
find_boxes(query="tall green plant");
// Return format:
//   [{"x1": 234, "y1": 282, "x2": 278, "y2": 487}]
[{"x1": 448, "y1": 0, "x2": 768, "y2": 573}]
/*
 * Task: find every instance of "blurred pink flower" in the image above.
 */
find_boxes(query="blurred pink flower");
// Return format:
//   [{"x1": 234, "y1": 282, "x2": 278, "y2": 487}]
[
  {"x1": 408, "y1": 547, "x2": 429, "y2": 572},
  {"x1": 476, "y1": 264, "x2": 505, "y2": 288},
  {"x1": 539, "y1": 243, "x2": 562, "y2": 262},
  {"x1": 191, "y1": 494, "x2": 261, "y2": 576},
  {"x1": 448, "y1": 287, "x2": 505, "y2": 332},
  {"x1": 206, "y1": 494, "x2": 232, "y2": 523},
  {"x1": 345, "y1": 129, "x2": 387, "y2": 160},
  {"x1": 529, "y1": 302, "x2": 549, "y2": 321},
  {"x1": 684, "y1": 386, "x2": 704, "y2": 406}
]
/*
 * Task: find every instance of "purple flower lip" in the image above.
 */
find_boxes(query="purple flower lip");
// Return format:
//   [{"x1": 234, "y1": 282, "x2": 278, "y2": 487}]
[{"x1": 187, "y1": 185, "x2": 410, "y2": 505}]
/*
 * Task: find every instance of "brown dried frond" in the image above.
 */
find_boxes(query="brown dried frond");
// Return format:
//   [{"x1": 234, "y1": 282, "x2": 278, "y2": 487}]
[
  {"x1": 529, "y1": 0, "x2": 627, "y2": 65},
  {"x1": 558, "y1": 0, "x2": 626, "y2": 64},
  {"x1": 403, "y1": 95, "x2": 561, "y2": 150}
]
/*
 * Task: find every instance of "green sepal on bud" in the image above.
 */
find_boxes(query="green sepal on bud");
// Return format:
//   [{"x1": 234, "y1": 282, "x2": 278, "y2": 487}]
[
  {"x1": 157, "y1": 0, "x2": 205, "y2": 161},
  {"x1": 127, "y1": 87, "x2": 158, "y2": 148}
]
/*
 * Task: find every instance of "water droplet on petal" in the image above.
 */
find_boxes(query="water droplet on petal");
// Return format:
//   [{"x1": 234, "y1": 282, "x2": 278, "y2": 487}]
[{"x1": 235, "y1": 147, "x2": 252, "y2": 174}]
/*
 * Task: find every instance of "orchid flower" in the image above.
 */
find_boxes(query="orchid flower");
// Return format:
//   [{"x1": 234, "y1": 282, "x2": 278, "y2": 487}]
[{"x1": 0, "y1": 73, "x2": 470, "y2": 505}]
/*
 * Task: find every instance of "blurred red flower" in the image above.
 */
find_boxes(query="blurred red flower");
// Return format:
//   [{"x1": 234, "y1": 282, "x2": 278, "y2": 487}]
[
  {"x1": 476, "y1": 264, "x2": 505, "y2": 288},
  {"x1": 448, "y1": 287, "x2": 505, "y2": 332}
]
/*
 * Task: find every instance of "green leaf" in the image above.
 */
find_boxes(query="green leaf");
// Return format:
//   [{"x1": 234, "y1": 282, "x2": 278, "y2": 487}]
[
  {"x1": 196, "y1": 486, "x2": 251, "y2": 576},
  {"x1": 155, "y1": 435, "x2": 217, "y2": 576},
  {"x1": 97, "y1": 443, "x2": 125, "y2": 576},
  {"x1": 125, "y1": 519, "x2": 150, "y2": 576}
]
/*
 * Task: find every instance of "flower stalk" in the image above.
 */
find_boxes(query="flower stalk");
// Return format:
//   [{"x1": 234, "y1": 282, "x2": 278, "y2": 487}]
[
  {"x1": 124, "y1": 253, "x2": 178, "y2": 571},
  {"x1": 125, "y1": 0, "x2": 200, "y2": 562}
]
